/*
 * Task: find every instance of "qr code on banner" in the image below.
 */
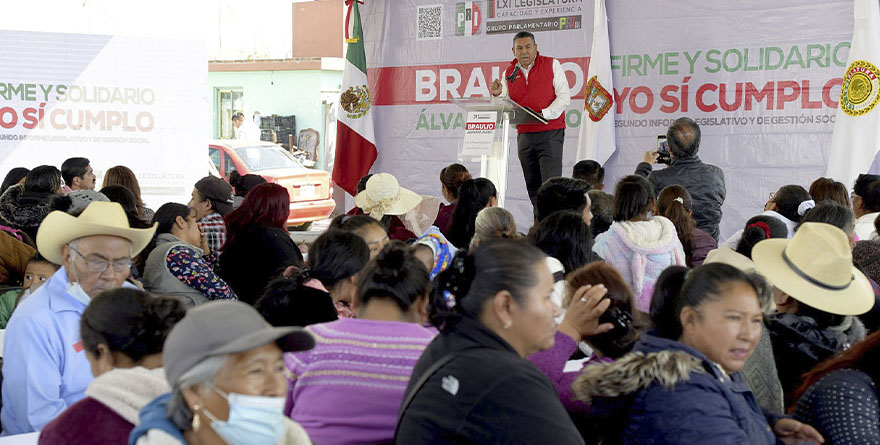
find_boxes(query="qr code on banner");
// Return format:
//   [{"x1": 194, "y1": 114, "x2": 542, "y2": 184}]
[{"x1": 417, "y1": 5, "x2": 442, "y2": 40}]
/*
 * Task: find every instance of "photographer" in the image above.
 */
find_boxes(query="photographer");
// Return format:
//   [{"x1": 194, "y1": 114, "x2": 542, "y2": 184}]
[{"x1": 635, "y1": 117, "x2": 726, "y2": 240}]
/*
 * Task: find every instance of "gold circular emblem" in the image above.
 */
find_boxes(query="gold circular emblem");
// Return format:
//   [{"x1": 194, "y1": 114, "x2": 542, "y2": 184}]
[{"x1": 841, "y1": 60, "x2": 880, "y2": 116}]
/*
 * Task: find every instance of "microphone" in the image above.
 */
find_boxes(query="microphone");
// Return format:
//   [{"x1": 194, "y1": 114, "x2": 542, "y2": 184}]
[{"x1": 506, "y1": 65, "x2": 520, "y2": 82}]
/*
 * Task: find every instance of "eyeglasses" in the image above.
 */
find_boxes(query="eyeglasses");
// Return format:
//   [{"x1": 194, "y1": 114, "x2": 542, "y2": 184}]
[
  {"x1": 768, "y1": 192, "x2": 775, "y2": 200},
  {"x1": 69, "y1": 245, "x2": 132, "y2": 274}
]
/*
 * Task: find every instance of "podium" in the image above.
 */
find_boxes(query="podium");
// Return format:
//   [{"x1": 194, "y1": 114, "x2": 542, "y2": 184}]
[{"x1": 452, "y1": 97, "x2": 548, "y2": 208}]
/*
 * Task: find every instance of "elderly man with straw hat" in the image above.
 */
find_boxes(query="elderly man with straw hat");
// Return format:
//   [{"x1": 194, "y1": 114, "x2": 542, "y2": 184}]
[
  {"x1": 0, "y1": 202, "x2": 155, "y2": 435},
  {"x1": 752, "y1": 222, "x2": 876, "y2": 407}
]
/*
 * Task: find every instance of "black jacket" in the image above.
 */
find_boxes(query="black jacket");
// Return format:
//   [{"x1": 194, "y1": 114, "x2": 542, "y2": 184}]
[
  {"x1": 395, "y1": 317, "x2": 584, "y2": 444},
  {"x1": 767, "y1": 312, "x2": 866, "y2": 407},
  {"x1": 0, "y1": 185, "x2": 57, "y2": 242},
  {"x1": 635, "y1": 155, "x2": 725, "y2": 240},
  {"x1": 218, "y1": 226, "x2": 303, "y2": 305}
]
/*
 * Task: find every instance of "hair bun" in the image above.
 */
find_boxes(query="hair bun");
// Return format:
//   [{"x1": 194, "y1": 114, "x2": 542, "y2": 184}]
[
  {"x1": 144, "y1": 296, "x2": 186, "y2": 339},
  {"x1": 375, "y1": 243, "x2": 408, "y2": 277},
  {"x1": 455, "y1": 171, "x2": 472, "y2": 187}
]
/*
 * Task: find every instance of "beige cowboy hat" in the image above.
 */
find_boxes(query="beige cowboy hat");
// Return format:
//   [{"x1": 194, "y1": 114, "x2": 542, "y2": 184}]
[
  {"x1": 36, "y1": 201, "x2": 157, "y2": 265},
  {"x1": 752, "y1": 222, "x2": 874, "y2": 316},
  {"x1": 355, "y1": 173, "x2": 422, "y2": 220}
]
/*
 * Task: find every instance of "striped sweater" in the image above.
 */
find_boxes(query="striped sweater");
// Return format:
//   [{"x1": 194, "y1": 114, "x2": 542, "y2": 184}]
[{"x1": 284, "y1": 318, "x2": 437, "y2": 445}]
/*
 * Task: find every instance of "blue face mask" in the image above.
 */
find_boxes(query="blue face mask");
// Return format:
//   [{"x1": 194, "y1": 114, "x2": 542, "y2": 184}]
[{"x1": 202, "y1": 385, "x2": 286, "y2": 445}]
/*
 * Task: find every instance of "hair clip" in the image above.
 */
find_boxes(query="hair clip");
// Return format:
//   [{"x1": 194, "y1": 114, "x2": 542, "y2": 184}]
[
  {"x1": 797, "y1": 199, "x2": 816, "y2": 217},
  {"x1": 443, "y1": 290, "x2": 457, "y2": 309},
  {"x1": 673, "y1": 197, "x2": 684, "y2": 204},
  {"x1": 746, "y1": 221, "x2": 771, "y2": 240}
]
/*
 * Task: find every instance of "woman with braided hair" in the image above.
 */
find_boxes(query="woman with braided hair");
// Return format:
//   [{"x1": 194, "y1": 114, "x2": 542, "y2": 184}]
[
  {"x1": 39, "y1": 289, "x2": 187, "y2": 444},
  {"x1": 284, "y1": 241, "x2": 435, "y2": 444}
]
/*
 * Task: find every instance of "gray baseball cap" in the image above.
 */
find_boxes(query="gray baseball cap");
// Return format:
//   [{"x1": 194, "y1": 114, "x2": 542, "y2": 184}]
[{"x1": 163, "y1": 300, "x2": 315, "y2": 386}]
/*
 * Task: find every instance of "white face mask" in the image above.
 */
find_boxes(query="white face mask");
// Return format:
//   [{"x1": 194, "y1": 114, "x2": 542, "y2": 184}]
[
  {"x1": 202, "y1": 385, "x2": 286, "y2": 445},
  {"x1": 66, "y1": 281, "x2": 91, "y2": 306},
  {"x1": 66, "y1": 254, "x2": 92, "y2": 305}
]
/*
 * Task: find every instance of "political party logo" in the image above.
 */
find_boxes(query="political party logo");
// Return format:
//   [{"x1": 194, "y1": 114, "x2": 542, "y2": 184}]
[
  {"x1": 456, "y1": 2, "x2": 482, "y2": 36},
  {"x1": 584, "y1": 76, "x2": 613, "y2": 122},
  {"x1": 840, "y1": 60, "x2": 880, "y2": 117},
  {"x1": 341, "y1": 85, "x2": 371, "y2": 119}
]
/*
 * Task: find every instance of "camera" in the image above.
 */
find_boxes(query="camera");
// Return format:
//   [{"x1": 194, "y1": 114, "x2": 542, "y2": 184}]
[{"x1": 656, "y1": 135, "x2": 671, "y2": 164}]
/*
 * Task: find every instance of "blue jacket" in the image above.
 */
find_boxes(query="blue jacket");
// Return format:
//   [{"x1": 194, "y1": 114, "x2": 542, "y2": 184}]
[
  {"x1": 573, "y1": 334, "x2": 781, "y2": 444},
  {"x1": 128, "y1": 393, "x2": 186, "y2": 444},
  {"x1": 0, "y1": 267, "x2": 92, "y2": 434}
]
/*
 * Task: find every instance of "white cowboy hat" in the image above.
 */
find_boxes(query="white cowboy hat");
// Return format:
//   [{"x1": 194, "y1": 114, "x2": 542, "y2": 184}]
[
  {"x1": 36, "y1": 201, "x2": 157, "y2": 265},
  {"x1": 355, "y1": 173, "x2": 422, "y2": 220},
  {"x1": 752, "y1": 222, "x2": 874, "y2": 316}
]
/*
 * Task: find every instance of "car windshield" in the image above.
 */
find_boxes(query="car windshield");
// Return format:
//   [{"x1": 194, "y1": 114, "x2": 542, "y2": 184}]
[{"x1": 233, "y1": 145, "x2": 304, "y2": 171}]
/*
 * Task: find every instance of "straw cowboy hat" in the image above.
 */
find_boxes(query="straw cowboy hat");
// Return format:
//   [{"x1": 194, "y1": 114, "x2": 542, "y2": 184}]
[
  {"x1": 753, "y1": 222, "x2": 873, "y2": 316},
  {"x1": 355, "y1": 173, "x2": 422, "y2": 220},
  {"x1": 36, "y1": 201, "x2": 157, "y2": 265}
]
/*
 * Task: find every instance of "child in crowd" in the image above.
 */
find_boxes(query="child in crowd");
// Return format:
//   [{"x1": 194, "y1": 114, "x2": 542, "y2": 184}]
[
  {"x1": 657, "y1": 185, "x2": 716, "y2": 267},
  {"x1": 593, "y1": 175, "x2": 685, "y2": 313},
  {"x1": 0, "y1": 253, "x2": 58, "y2": 328}
]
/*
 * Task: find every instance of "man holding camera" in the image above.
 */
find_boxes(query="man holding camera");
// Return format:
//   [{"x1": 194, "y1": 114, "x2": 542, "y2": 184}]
[{"x1": 636, "y1": 117, "x2": 726, "y2": 240}]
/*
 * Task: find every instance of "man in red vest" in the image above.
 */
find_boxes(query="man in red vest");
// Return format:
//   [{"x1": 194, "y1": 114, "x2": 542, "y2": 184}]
[{"x1": 490, "y1": 31, "x2": 571, "y2": 207}]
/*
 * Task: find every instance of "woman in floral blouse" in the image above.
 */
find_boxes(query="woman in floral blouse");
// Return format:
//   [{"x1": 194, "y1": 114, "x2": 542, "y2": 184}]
[{"x1": 142, "y1": 203, "x2": 236, "y2": 307}]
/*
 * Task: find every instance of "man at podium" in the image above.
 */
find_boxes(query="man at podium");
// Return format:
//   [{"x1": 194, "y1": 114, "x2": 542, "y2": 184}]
[{"x1": 490, "y1": 31, "x2": 571, "y2": 207}]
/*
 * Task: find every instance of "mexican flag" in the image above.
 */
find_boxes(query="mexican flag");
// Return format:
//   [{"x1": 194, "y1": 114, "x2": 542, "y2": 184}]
[
  {"x1": 333, "y1": 0, "x2": 377, "y2": 196},
  {"x1": 826, "y1": 0, "x2": 880, "y2": 187}
]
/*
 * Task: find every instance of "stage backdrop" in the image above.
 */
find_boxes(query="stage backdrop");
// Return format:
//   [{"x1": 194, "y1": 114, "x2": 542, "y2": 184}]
[
  {"x1": 0, "y1": 30, "x2": 208, "y2": 209},
  {"x1": 361, "y1": 0, "x2": 855, "y2": 239}
]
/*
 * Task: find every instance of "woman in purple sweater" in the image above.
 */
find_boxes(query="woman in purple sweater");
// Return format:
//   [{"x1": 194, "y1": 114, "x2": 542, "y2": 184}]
[
  {"x1": 529, "y1": 262, "x2": 640, "y2": 414},
  {"x1": 284, "y1": 241, "x2": 436, "y2": 444}
]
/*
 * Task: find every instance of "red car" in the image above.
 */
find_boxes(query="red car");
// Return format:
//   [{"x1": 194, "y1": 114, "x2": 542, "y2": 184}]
[{"x1": 209, "y1": 139, "x2": 335, "y2": 227}]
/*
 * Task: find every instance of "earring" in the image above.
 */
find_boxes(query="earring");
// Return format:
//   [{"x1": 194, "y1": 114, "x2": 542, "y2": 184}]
[
  {"x1": 504, "y1": 321, "x2": 512, "y2": 330},
  {"x1": 192, "y1": 404, "x2": 201, "y2": 431}
]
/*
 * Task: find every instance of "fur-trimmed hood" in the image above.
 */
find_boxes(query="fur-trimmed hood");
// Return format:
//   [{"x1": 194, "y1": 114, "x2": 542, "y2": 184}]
[
  {"x1": 607, "y1": 216, "x2": 680, "y2": 252},
  {"x1": 572, "y1": 335, "x2": 778, "y2": 444},
  {"x1": 573, "y1": 349, "x2": 703, "y2": 404}
]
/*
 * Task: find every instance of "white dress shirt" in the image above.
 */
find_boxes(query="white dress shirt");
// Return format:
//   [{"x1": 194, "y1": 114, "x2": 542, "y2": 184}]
[
  {"x1": 234, "y1": 120, "x2": 262, "y2": 141},
  {"x1": 497, "y1": 57, "x2": 571, "y2": 120},
  {"x1": 855, "y1": 212, "x2": 880, "y2": 241}
]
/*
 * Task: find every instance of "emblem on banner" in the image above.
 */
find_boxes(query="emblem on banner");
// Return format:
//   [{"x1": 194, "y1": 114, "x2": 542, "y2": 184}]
[
  {"x1": 456, "y1": 2, "x2": 482, "y2": 36},
  {"x1": 840, "y1": 60, "x2": 880, "y2": 117},
  {"x1": 341, "y1": 85, "x2": 371, "y2": 119},
  {"x1": 585, "y1": 76, "x2": 613, "y2": 122}
]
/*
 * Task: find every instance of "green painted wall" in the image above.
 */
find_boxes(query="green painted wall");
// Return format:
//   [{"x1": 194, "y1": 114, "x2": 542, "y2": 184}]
[{"x1": 209, "y1": 69, "x2": 342, "y2": 169}]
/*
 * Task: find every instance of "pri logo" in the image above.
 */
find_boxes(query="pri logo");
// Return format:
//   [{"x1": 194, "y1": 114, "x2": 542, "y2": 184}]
[{"x1": 456, "y1": 2, "x2": 482, "y2": 36}]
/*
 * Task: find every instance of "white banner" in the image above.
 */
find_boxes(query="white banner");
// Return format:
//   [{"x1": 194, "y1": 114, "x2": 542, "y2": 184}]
[
  {"x1": 462, "y1": 111, "x2": 497, "y2": 157},
  {"x1": 362, "y1": 0, "x2": 856, "y2": 239},
  {"x1": 0, "y1": 30, "x2": 208, "y2": 209}
]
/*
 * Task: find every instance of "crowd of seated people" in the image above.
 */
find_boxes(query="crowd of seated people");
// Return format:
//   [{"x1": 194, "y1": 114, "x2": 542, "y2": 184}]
[{"x1": 1, "y1": 149, "x2": 880, "y2": 445}]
